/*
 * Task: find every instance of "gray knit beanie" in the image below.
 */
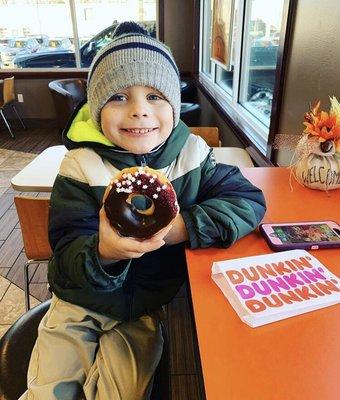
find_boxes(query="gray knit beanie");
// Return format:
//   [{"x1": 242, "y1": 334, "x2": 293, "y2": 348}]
[{"x1": 87, "y1": 21, "x2": 181, "y2": 128}]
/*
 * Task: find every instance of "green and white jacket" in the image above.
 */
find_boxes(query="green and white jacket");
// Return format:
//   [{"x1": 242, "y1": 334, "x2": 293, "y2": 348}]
[{"x1": 48, "y1": 102, "x2": 266, "y2": 321}]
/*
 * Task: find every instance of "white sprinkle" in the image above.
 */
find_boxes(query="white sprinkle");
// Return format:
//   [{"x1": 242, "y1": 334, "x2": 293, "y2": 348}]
[
  {"x1": 116, "y1": 188, "x2": 121, "y2": 193},
  {"x1": 153, "y1": 194, "x2": 158, "y2": 199},
  {"x1": 137, "y1": 180, "x2": 141, "y2": 185},
  {"x1": 127, "y1": 173, "x2": 133, "y2": 180},
  {"x1": 122, "y1": 180, "x2": 126, "y2": 185},
  {"x1": 152, "y1": 175, "x2": 157, "y2": 179},
  {"x1": 131, "y1": 177, "x2": 136, "y2": 182},
  {"x1": 142, "y1": 185, "x2": 148, "y2": 189},
  {"x1": 122, "y1": 174, "x2": 127, "y2": 179},
  {"x1": 126, "y1": 180, "x2": 131, "y2": 185},
  {"x1": 162, "y1": 184, "x2": 167, "y2": 190},
  {"x1": 150, "y1": 178, "x2": 155, "y2": 183},
  {"x1": 156, "y1": 187, "x2": 161, "y2": 192},
  {"x1": 116, "y1": 182, "x2": 122, "y2": 187}
]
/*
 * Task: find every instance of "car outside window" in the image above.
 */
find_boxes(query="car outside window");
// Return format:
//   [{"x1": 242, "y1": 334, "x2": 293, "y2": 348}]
[
  {"x1": 0, "y1": 37, "x2": 40, "y2": 68},
  {"x1": 0, "y1": 0, "x2": 157, "y2": 70}
]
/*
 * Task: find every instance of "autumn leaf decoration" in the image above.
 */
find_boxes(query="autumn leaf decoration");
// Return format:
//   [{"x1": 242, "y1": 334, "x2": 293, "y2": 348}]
[{"x1": 303, "y1": 96, "x2": 340, "y2": 151}]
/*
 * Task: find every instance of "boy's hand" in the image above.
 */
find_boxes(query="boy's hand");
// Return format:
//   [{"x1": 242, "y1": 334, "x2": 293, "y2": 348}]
[
  {"x1": 98, "y1": 207, "x2": 172, "y2": 261},
  {"x1": 163, "y1": 213, "x2": 189, "y2": 246}
]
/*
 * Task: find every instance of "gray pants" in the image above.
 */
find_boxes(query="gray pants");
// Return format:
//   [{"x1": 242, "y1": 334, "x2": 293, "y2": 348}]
[{"x1": 19, "y1": 295, "x2": 163, "y2": 400}]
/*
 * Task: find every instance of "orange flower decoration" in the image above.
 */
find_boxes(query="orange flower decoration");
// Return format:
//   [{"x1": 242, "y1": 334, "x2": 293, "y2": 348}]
[{"x1": 303, "y1": 100, "x2": 340, "y2": 142}]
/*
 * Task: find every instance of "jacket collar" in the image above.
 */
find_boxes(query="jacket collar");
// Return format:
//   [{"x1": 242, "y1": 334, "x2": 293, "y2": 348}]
[{"x1": 62, "y1": 100, "x2": 190, "y2": 169}]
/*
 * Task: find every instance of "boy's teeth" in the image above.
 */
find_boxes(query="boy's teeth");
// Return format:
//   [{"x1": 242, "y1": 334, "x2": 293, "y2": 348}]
[{"x1": 127, "y1": 128, "x2": 153, "y2": 134}]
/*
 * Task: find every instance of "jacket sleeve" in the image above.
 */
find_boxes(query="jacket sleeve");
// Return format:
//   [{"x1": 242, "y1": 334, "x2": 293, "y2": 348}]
[
  {"x1": 181, "y1": 150, "x2": 266, "y2": 248},
  {"x1": 48, "y1": 173, "x2": 130, "y2": 292}
]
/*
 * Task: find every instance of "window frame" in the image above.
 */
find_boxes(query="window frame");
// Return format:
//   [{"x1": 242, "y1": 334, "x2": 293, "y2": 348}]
[
  {"x1": 0, "y1": 0, "x2": 162, "y2": 78},
  {"x1": 198, "y1": 0, "x2": 296, "y2": 160}
]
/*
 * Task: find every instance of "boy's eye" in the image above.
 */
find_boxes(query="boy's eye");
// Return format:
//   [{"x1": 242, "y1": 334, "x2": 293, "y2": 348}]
[
  {"x1": 147, "y1": 94, "x2": 164, "y2": 101},
  {"x1": 111, "y1": 94, "x2": 127, "y2": 101}
]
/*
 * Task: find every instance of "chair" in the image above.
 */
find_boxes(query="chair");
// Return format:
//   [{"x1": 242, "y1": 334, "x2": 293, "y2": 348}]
[
  {"x1": 180, "y1": 79, "x2": 197, "y2": 103},
  {"x1": 0, "y1": 301, "x2": 51, "y2": 400},
  {"x1": 0, "y1": 76, "x2": 26, "y2": 139},
  {"x1": 0, "y1": 301, "x2": 170, "y2": 400},
  {"x1": 14, "y1": 196, "x2": 52, "y2": 312},
  {"x1": 190, "y1": 126, "x2": 255, "y2": 167},
  {"x1": 48, "y1": 78, "x2": 87, "y2": 133},
  {"x1": 190, "y1": 126, "x2": 221, "y2": 147},
  {"x1": 180, "y1": 102, "x2": 201, "y2": 126}
]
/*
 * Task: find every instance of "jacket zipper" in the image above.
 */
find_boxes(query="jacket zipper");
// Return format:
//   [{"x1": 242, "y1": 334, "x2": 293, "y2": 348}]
[
  {"x1": 135, "y1": 154, "x2": 148, "y2": 167},
  {"x1": 127, "y1": 153, "x2": 148, "y2": 320}
]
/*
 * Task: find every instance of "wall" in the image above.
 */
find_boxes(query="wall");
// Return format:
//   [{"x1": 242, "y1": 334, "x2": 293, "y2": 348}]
[
  {"x1": 163, "y1": 0, "x2": 195, "y2": 73},
  {"x1": 275, "y1": 0, "x2": 340, "y2": 165},
  {"x1": 9, "y1": 78, "x2": 57, "y2": 120},
  {"x1": 196, "y1": 88, "x2": 244, "y2": 147}
]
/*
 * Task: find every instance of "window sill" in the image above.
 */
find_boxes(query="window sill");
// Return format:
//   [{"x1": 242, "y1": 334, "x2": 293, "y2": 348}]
[
  {"x1": 195, "y1": 73, "x2": 275, "y2": 167},
  {"x1": 0, "y1": 68, "x2": 89, "y2": 79}
]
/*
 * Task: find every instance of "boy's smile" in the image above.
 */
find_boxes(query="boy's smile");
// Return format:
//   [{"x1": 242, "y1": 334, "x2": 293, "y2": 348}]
[
  {"x1": 100, "y1": 86, "x2": 174, "y2": 154},
  {"x1": 120, "y1": 127, "x2": 159, "y2": 136}
]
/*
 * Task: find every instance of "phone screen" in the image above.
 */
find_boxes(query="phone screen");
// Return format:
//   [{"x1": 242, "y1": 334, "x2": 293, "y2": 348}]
[{"x1": 272, "y1": 223, "x2": 340, "y2": 244}]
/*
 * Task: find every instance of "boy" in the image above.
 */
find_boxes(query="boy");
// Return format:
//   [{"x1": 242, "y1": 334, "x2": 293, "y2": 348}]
[{"x1": 20, "y1": 22, "x2": 266, "y2": 400}]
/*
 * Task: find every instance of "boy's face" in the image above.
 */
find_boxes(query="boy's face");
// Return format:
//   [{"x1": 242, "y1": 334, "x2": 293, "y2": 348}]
[{"x1": 100, "y1": 85, "x2": 173, "y2": 154}]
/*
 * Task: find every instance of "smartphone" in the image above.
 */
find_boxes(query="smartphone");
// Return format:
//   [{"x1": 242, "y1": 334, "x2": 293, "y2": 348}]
[{"x1": 259, "y1": 221, "x2": 340, "y2": 251}]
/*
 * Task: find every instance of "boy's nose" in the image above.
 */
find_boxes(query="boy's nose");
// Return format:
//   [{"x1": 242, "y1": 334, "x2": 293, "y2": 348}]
[
  {"x1": 132, "y1": 110, "x2": 148, "y2": 118},
  {"x1": 129, "y1": 102, "x2": 149, "y2": 118}
]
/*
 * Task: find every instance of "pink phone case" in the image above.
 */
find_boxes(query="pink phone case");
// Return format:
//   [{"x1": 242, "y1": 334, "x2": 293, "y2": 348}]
[{"x1": 259, "y1": 221, "x2": 340, "y2": 251}]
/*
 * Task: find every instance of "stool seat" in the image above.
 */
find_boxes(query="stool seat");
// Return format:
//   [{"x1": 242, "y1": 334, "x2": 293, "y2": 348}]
[{"x1": 0, "y1": 301, "x2": 51, "y2": 400}]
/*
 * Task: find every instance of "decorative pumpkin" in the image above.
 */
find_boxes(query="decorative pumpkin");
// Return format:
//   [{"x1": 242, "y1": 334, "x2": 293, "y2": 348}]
[{"x1": 294, "y1": 97, "x2": 340, "y2": 191}]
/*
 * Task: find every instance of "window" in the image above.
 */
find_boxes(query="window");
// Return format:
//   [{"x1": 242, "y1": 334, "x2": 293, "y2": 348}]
[
  {"x1": 0, "y1": 0, "x2": 157, "y2": 70},
  {"x1": 201, "y1": 0, "x2": 213, "y2": 75},
  {"x1": 239, "y1": 0, "x2": 284, "y2": 126},
  {"x1": 199, "y1": 0, "x2": 290, "y2": 154}
]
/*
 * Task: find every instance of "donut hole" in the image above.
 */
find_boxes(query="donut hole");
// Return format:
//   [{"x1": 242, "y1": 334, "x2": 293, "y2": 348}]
[{"x1": 127, "y1": 194, "x2": 155, "y2": 215}]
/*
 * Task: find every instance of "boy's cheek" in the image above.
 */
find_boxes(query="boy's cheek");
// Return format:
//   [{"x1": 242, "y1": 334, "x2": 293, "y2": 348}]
[
  {"x1": 101, "y1": 128, "x2": 113, "y2": 143},
  {"x1": 100, "y1": 121, "x2": 116, "y2": 144}
]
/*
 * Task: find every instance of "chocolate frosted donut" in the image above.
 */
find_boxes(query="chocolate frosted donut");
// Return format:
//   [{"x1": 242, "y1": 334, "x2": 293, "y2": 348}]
[{"x1": 104, "y1": 166, "x2": 179, "y2": 238}]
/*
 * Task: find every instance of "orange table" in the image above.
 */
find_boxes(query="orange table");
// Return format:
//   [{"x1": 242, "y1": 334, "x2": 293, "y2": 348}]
[{"x1": 185, "y1": 167, "x2": 340, "y2": 400}]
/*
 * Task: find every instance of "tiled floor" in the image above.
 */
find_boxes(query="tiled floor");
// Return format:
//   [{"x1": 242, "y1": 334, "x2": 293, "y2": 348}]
[
  {"x1": 0, "y1": 149, "x2": 36, "y2": 189},
  {"x1": 0, "y1": 146, "x2": 43, "y2": 340},
  {"x1": 0, "y1": 275, "x2": 40, "y2": 338}
]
